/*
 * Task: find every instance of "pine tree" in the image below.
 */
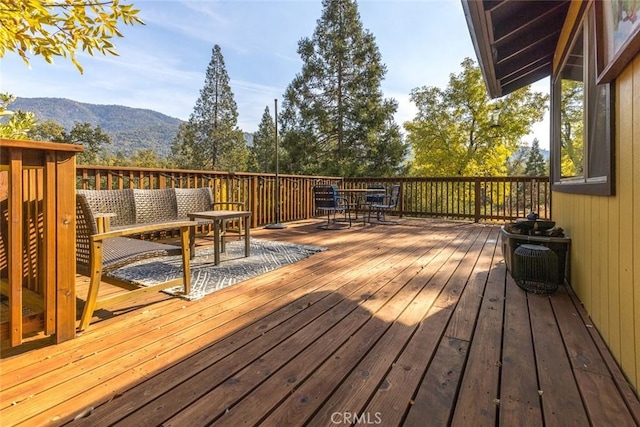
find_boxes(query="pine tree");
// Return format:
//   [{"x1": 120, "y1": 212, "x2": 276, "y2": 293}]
[
  {"x1": 280, "y1": 0, "x2": 407, "y2": 177},
  {"x1": 524, "y1": 138, "x2": 548, "y2": 176},
  {"x1": 170, "y1": 122, "x2": 197, "y2": 169},
  {"x1": 250, "y1": 106, "x2": 278, "y2": 173},
  {"x1": 171, "y1": 45, "x2": 248, "y2": 171}
]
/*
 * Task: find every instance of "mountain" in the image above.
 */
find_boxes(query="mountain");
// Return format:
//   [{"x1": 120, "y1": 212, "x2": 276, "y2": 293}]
[
  {"x1": 542, "y1": 148, "x2": 549, "y2": 160},
  {"x1": 12, "y1": 97, "x2": 183, "y2": 156}
]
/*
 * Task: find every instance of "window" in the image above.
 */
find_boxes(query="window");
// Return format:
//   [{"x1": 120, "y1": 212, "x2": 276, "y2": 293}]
[{"x1": 551, "y1": 5, "x2": 614, "y2": 196}]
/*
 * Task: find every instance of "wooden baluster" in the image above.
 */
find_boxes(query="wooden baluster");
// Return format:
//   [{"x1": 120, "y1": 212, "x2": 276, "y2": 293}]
[
  {"x1": 44, "y1": 153, "x2": 57, "y2": 335},
  {"x1": 8, "y1": 148, "x2": 23, "y2": 346}
]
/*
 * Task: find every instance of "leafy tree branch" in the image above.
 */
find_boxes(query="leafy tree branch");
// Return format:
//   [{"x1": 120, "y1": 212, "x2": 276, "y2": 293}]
[{"x1": 0, "y1": 0, "x2": 144, "y2": 73}]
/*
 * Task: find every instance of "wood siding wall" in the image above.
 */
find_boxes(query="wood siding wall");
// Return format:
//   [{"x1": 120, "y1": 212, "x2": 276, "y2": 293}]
[{"x1": 553, "y1": 56, "x2": 640, "y2": 393}]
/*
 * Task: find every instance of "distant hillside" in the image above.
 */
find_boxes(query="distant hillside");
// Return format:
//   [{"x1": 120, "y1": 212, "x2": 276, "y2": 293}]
[{"x1": 12, "y1": 97, "x2": 183, "y2": 156}]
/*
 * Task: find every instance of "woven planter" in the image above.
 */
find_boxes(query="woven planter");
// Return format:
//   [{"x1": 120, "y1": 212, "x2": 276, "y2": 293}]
[{"x1": 512, "y1": 244, "x2": 559, "y2": 295}]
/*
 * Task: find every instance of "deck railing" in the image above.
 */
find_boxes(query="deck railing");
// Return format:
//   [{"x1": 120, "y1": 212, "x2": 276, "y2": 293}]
[
  {"x1": 75, "y1": 166, "x2": 551, "y2": 224},
  {"x1": 344, "y1": 176, "x2": 551, "y2": 222},
  {"x1": 75, "y1": 166, "x2": 343, "y2": 227},
  {"x1": 1, "y1": 139, "x2": 82, "y2": 346}
]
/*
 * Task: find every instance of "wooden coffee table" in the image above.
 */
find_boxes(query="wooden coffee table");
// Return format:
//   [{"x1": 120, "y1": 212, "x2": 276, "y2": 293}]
[{"x1": 187, "y1": 210, "x2": 251, "y2": 265}]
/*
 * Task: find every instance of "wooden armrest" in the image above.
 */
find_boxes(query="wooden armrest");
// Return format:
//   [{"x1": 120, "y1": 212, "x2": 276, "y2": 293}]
[
  {"x1": 95, "y1": 212, "x2": 117, "y2": 218},
  {"x1": 94, "y1": 212, "x2": 117, "y2": 233},
  {"x1": 91, "y1": 220, "x2": 197, "y2": 241}
]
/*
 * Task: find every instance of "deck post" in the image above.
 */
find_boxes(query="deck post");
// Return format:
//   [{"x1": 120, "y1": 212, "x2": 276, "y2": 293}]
[{"x1": 54, "y1": 152, "x2": 77, "y2": 342}]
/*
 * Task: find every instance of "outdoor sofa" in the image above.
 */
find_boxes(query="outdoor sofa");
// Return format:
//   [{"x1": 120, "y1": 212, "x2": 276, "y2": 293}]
[{"x1": 75, "y1": 187, "x2": 243, "y2": 331}]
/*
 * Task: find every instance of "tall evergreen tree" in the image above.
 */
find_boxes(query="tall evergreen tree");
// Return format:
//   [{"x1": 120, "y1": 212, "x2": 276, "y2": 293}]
[
  {"x1": 171, "y1": 44, "x2": 248, "y2": 171},
  {"x1": 250, "y1": 106, "x2": 278, "y2": 173},
  {"x1": 169, "y1": 122, "x2": 197, "y2": 169},
  {"x1": 524, "y1": 138, "x2": 548, "y2": 176},
  {"x1": 280, "y1": 0, "x2": 407, "y2": 177}
]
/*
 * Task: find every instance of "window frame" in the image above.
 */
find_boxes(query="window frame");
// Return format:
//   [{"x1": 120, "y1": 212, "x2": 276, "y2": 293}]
[{"x1": 551, "y1": 4, "x2": 615, "y2": 196}]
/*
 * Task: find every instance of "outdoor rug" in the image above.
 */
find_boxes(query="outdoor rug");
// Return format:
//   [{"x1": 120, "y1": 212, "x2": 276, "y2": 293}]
[{"x1": 107, "y1": 238, "x2": 327, "y2": 300}]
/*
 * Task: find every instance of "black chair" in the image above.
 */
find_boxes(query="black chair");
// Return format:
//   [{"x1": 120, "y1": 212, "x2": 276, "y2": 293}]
[
  {"x1": 369, "y1": 184, "x2": 400, "y2": 224},
  {"x1": 313, "y1": 185, "x2": 352, "y2": 229},
  {"x1": 364, "y1": 185, "x2": 386, "y2": 219}
]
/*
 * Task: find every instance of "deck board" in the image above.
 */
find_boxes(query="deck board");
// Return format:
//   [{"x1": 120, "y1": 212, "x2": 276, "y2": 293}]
[
  {"x1": 165, "y1": 225, "x2": 472, "y2": 426},
  {"x1": 1, "y1": 218, "x2": 638, "y2": 426},
  {"x1": 529, "y1": 291, "x2": 590, "y2": 425},
  {"x1": 450, "y1": 240, "x2": 504, "y2": 427},
  {"x1": 499, "y1": 274, "x2": 543, "y2": 426}
]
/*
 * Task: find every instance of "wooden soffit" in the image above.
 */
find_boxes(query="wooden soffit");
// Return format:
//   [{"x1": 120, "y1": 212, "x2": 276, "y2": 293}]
[{"x1": 462, "y1": 0, "x2": 571, "y2": 98}]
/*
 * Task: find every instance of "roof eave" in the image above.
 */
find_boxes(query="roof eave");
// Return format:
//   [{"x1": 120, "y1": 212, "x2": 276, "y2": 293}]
[{"x1": 462, "y1": 0, "x2": 504, "y2": 98}]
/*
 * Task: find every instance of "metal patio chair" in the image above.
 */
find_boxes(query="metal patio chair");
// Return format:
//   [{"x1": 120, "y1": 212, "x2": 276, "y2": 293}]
[
  {"x1": 313, "y1": 185, "x2": 352, "y2": 229},
  {"x1": 363, "y1": 185, "x2": 386, "y2": 220},
  {"x1": 368, "y1": 184, "x2": 400, "y2": 224}
]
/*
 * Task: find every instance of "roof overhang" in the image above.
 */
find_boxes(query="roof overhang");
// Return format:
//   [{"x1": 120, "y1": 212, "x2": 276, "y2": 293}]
[{"x1": 462, "y1": 0, "x2": 570, "y2": 98}]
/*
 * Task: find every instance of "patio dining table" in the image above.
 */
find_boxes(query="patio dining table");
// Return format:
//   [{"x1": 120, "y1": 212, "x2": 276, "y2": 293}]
[{"x1": 337, "y1": 188, "x2": 386, "y2": 221}]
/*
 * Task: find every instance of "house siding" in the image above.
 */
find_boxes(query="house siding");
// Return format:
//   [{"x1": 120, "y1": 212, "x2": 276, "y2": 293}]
[{"x1": 553, "y1": 56, "x2": 640, "y2": 392}]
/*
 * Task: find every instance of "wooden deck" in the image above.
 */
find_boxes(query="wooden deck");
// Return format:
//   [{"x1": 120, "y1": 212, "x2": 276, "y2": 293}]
[{"x1": 1, "y1": 218, "x2": 639, "y2": 426}]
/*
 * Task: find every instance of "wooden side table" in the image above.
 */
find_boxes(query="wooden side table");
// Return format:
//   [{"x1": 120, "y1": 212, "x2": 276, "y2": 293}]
[{"x1": 187, "y1": 210, "x2": 251, "y2": 265}]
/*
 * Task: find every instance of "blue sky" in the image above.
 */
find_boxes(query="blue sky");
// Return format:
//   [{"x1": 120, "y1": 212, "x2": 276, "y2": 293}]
[{"x1": 1, "y1": 0, "x2": 549, "y2": 149}]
